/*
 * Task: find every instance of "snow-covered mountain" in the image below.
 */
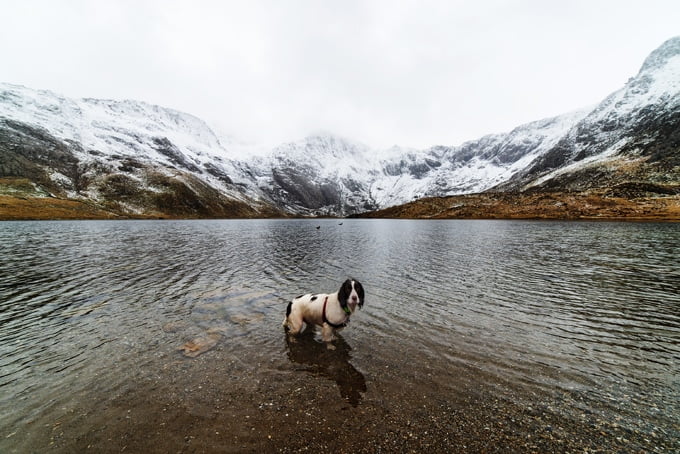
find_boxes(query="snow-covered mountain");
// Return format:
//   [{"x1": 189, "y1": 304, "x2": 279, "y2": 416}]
[
  {"x1": 502, "y1": 36, "x2": 680, "y2": 192},
  {"x1": 1, "y1": 37, "x2": 678, "y2": 218},
  {"x1": 0, "y1": 81, "x2": 587, "y2": 217},
  {"x1": 235, "y1": 109, "x2": 592, "y2": 216},
  {"x1": 0, "y1": 84, "x2": 258, "y2": 190},
  {"x1": 373, "y1": 109, "x2": 590, "y2": 205},
  {"x1": 252, "y1": 134, "x2": 383, "y2": 215},
  {"x1": 0, "y1": 84, "x2": 276, "y2": 217}
]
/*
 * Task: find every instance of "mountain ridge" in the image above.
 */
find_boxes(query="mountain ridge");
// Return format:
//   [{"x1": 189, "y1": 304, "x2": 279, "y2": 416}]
[
  {"x1": 499, "y1": 36, "x2": 680, "y2": 194},
  {"x1": 1, "y1": 37, "x2": 679, "y2": 219}
]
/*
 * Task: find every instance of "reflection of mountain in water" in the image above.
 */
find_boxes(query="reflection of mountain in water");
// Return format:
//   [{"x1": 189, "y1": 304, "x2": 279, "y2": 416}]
[{"x1": 285, "y1": 332, "x2": 366, "y2": 407}]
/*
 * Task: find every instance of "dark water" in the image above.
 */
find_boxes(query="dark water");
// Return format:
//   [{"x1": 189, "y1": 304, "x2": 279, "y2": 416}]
[{"x1": 1, "y1": 219, "x2": 679, "y2": 451}]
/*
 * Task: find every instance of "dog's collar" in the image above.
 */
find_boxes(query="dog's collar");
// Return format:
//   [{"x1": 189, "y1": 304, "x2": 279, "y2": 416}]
[
  {"x1": 322, "y1": 296, "x2": 349, "y2": 328},
  {"x1": 338, "y1": 295, "x2": 352, "y2": 315}
]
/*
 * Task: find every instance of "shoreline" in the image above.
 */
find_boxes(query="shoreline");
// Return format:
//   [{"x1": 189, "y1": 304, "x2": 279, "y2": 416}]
[{"x1": 1, "y1": 193, "x2": 679, "y2": 222}]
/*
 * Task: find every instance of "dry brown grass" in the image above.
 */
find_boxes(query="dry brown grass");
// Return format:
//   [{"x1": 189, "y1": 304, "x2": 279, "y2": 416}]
[
  {"x1": 0, "y1": 194, "x2": 286, "y2": 220},
  {"x1": 3, "y1": 191, "x2": 678, "y2": 221},
  {"x1": 0, "y1": 196, "x2": 122, "y2": 220},
  {"x1": 360, "y1": 191, "x2": 680, "y2": 221}
]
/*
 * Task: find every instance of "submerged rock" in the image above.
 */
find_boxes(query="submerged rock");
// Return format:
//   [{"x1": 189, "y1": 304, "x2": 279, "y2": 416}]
[{"x1": 179, "y1": 329, "x2": 222, "y2": 358}]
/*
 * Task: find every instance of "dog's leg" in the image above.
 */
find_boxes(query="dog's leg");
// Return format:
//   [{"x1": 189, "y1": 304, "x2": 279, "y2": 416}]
[
  {"x1": 321, "y1": 324, "x2": 334, "y2": 342},
  {"x1": 282, "y1": 301, "x2": 293, "y2": 329}
]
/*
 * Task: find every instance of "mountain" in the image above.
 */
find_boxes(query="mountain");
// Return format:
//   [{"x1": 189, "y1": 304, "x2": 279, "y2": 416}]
[
  {"x1": 374, "y1": 109, "x2": 590, "y2": 203},
  {"x1": 246, "y1": 134, "x2": 383, "y2": 216},
  {"x1": 498, "y1": 36, "x2": 680, "y2": 195},
  {"x1": 1, "y1": 83, "x2": 585, "y2": 217},
  {"x1": 0, "y1": 84, "x2": 279, "y2": 218},
  {"x1": 241, "y1": 109, "x2": 590, "y2": 216},
  {"x1": 1, "y1": 37, "x2": 679, "y2": 219},
  {"x1": 361, "y1": 37, "x2": 680, "y2": 220},
  {"x1": 249, "y1": 38, "x2": 678, "y2": 216}
]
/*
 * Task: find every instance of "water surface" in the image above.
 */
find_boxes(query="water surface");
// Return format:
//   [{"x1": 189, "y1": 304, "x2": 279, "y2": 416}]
[{"x1": 0, "y1": 219, "x2": 678, "y2": 452}]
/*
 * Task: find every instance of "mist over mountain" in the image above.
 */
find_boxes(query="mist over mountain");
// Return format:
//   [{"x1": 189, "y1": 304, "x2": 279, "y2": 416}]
[{"x1": 1, "y1": 37, "x2": 678, "y2": 219}]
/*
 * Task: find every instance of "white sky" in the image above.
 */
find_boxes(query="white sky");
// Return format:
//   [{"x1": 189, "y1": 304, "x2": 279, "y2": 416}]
[{"x1": 1, "y1": 0, "x2": 679, "y2": 150}]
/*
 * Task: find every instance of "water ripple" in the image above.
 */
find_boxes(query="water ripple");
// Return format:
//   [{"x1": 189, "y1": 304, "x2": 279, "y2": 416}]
[{"x1": 0, "y1": 219, "x2": 678, "y2": 439}]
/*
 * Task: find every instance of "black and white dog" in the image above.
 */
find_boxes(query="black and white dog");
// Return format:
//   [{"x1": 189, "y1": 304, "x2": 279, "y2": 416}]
[{"x1": 283, "y1": 279, "x2": 365, "y2": 342}]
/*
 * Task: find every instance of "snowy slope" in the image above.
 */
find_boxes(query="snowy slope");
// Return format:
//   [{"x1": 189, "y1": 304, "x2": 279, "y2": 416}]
[
  {"x1": 0, "y1": 83, "x2": 259, "y2": 202},
  {"x1": 246, "y1": 108, "x2": 590, "y2": 215},
  {"x1": 371, "y1": 108, "x2": 590, "y2": 207},
  {"x1": 249, "y1": 134, "x2": 384, "y2": 215},
  {"x1": 1, "y1": 84, "x2": 221, "y2": 160},
  {"x1": 509, "y1": 36, "x2": 680, "y2": 190},
  {"x1": 1, "y1": 37, "x2": 678, "y2": 216}
]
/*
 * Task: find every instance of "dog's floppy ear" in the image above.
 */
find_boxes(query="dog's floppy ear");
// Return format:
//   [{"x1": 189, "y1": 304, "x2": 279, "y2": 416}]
[
  {"x1": 338, "y1": 279, "x2": 352, "y2": 304},
  {"x1": 354, "y1": 280, "x2": 365, "y2": 308}
]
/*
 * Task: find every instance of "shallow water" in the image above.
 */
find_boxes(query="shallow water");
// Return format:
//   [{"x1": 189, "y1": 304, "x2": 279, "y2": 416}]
[{"x1": 0, "y1": 219, "x2": 678, "y2": 451}]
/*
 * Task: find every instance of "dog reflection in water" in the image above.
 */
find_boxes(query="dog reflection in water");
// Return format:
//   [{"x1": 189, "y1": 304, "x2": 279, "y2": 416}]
[{"x1": 285, "y1": 330, "x2": 366, "y2": 407}]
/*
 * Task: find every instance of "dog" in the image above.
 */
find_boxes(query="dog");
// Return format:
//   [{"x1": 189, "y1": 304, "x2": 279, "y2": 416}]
[{"x1": 283, "y1": 279, "x2": 365, "y2": 342}]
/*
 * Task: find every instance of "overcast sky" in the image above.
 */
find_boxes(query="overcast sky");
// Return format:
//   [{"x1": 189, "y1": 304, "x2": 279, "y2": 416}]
[{"x1": 1, "y1": 0, "x2": 679, "y2": 149}]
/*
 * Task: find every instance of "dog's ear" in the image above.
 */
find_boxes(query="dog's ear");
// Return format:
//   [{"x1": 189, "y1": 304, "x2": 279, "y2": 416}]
[
  {"x1": 354, "y1": 281, "x2": 365, "y2": 308},
  {"x1": 338, "y1": 279, "x2": 352, "y2": 303}
]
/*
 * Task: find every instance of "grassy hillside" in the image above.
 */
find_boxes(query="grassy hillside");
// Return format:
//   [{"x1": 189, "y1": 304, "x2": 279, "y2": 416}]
[{"x1": 357, "y1": 187, "x2": 680, "y2": 221}]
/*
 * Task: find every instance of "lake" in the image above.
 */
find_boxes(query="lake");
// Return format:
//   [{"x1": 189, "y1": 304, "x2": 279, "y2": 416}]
[{"x1": 0, "y1": 219, "x2": 678, "y2": 452}]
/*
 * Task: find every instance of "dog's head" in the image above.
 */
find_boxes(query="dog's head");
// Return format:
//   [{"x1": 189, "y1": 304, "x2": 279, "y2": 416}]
[{"x1": 339, "y1": 279, "x2": 364, "y2": 310}]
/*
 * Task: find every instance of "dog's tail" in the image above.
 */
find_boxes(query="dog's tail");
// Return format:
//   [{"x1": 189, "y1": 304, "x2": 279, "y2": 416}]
[{"x1": 282, "y1": 300, "x2": 293, "y2": 328}]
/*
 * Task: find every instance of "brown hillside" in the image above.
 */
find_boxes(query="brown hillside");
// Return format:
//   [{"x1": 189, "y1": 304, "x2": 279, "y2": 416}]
[{"x1": 358, "y1": 189, "x2": 680, "y2": 221}]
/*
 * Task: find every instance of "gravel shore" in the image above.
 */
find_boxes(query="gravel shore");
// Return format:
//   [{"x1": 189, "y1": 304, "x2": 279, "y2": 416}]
[{"x1": 6, "y1": 331, "x2": 677, "y2": 453}]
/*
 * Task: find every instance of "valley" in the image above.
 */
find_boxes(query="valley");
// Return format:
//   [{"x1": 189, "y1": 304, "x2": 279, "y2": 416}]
[{"x1": 1, "y1": 37, "x2": 679, "y2": 221}]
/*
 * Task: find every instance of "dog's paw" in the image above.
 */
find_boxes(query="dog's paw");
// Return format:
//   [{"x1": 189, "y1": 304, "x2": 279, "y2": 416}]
[{"x1": 326, "y1": 343, "x2": 336, "y2": 351}]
